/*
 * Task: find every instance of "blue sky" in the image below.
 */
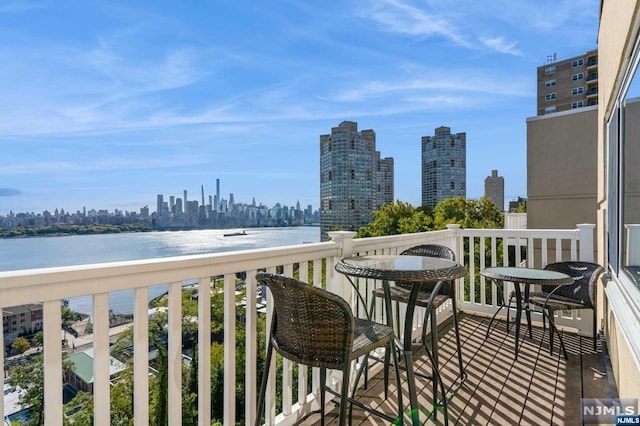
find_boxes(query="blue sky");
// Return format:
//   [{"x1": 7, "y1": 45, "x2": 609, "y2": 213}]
[{"x1": 0, "y1": 0, "x2": 599, "y2": 216}]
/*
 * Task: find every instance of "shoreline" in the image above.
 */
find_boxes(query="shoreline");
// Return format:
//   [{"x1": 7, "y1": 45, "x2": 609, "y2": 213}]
[{"x1": 0, "y1": 223, "x2": 320, "y2": 239}]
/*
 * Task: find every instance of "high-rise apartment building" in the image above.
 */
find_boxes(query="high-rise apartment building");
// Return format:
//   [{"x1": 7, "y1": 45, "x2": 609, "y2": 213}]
[
  {"x1": 421, "y1": 126, "x2": 466, "y2": 208},
  {"x1": 319, "y1": 121, "x2": 394, "y2": 241},
  {"x1": 379, "y1": 157, "x2": 395, "y2": 206},
  {"x1": 537, "y1": 49, "x2": 598, "y2": 116},
  {"x1": 484, "y1": 169, "x2": 505, "y2": 211}
]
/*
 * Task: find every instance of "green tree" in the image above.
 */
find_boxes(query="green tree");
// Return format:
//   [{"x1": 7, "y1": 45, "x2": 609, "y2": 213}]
[
  {"x1": 63, "y1": 391, "x2": 93, "y2": 425},
  {"x1": 515, "y1": 200, "x2": 527, "y2": 212},
  {"x1": 433, "y1": 196, "x2": 503, "y2": 229},
  {"x1": 32, "y1": 330, "x2": 44, "y2": 347},
  {"x1": 110, "y1": 365, "x2": 135, "y2": 426},
  {"x1": 357, "y1": 201, "x2": 432, "y2": 237},
  {"x1": 150, "y1": 347, "x2": 169, "y2": 426},
  {"x1": 9, "y1": 355, "x2": 73, "y2": 425},
  {"x1": 11, "y1": 336, "x2": 30, "y2": 354}
]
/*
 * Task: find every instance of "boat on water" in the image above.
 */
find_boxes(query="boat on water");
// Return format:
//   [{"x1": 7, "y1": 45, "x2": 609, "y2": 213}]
[{"x1": 223, "y1": 230, "x2": 247, "y2": 237}]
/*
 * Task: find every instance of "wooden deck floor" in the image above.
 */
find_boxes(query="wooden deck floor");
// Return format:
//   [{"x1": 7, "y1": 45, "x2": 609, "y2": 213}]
[{"x1": 299, "y1": 312, "x2": 616, "y2": 425}]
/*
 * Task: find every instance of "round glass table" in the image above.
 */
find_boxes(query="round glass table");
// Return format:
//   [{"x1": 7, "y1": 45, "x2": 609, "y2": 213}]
[
  {"x1": 335, "y1": 255, "x2": 466, "y2": 426},
  {"x1": 481, "y1": 266, "x2": 574, "y2": 359}
]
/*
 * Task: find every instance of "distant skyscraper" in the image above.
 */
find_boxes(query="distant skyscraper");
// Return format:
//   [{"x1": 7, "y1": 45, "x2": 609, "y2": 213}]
[
  {"x1": 484, "y1": 169, "x2": 505, "y2": 211},
  {"x1": 379, "y1": 157, "x2": 394, "y2": 205},
  {"x1": 421, "y1": 126, "x2": 466, "y2": 208},
  {"x1": 216, "y1": 178, "x2": 221, "y2": 212},
  {"x1": 184, "y1": 190, "x2": 188, "y2": 225},
  {"x1": 156, "y1": 194, "x2": 163, "y2": 216},
  {"x1": 319, "y1": 120, "x2": 394, "y2": 241}
]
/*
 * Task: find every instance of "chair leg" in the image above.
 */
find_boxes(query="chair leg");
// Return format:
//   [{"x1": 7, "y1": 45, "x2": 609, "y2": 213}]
[
  {"x1": 320, "y1": 368, "x2": 326, "y2": 426},
  {"x1": 369, "y1": 293, "x2": 391, "y2": 400},
  {"x1": 255, "y1": 342, "x2": 273, "y2": 426},
  {"x1": 339, "y1": 364, "x2": 351, "y2": 426},
  {"x1": 451, "y1": 296, "x2": 465, "y2": 380},
  {"x1": 547, "y1": 309, "x2": 555, "y2": 355},
  {"x1": 593, "y1": 308, "x2": 598, "y2": 352},
  {"x1": 506, "y1": 294, "x2": 514, "y2": 332},
  {"x1": 430, "y1": 307, "x2": 439, "y2": 407},
  {"x1": 389, "y1": 340, "x2": 404, "y2": 423}
]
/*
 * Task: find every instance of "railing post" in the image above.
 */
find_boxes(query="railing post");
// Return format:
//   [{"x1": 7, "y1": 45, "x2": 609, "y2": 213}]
[
  {"x1": 446, "y1": 224, "x2": 462, "y2": 260},
  {"x1": 328, "y1": 231, "x2": 357, "y2": 303},
  {"x1": 577, "y1": 223, "x2": 596, "y2": 262}
]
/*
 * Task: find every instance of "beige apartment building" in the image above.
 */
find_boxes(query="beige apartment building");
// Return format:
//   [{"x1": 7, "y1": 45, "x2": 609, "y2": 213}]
[
  {"x1": 537, "y1": 49, "x2": 598, "y2": 116},
  {"x1": 2, "y1": 303, "x2": 43, "y2": 344},
  {"x1": 526, "y1": 105, "x2": 598, "y2": 230},
  {"x1": 597, "y1": 0, "x2": 640, "y2": 401},
  {"x1": 527, "y1": 2, "x2": 640, "y2": 400}
]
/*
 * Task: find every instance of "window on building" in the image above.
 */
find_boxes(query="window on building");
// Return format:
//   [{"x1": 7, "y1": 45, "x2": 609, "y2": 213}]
[
  {"x1": 432, "y1": 142, "x2": 436, "y2": 149},
  {"x1": 608, "y1": 35, "x2": 640, "y2": 292},
  {"x1": 350, "y1": 139, "x2": 355, "y2": 149},
  {"x1": 461, "y1": 182, "x2": 466, "y2": 190},
  {"x1": 545, "y1": 80, "x2": 556, "y2": 88},
  {"x1": 572, "y1": 72, "x2": 584, "y2": 81},
  {"x1": 545, "y1": 106, "x2": 557, "y2": 114},
  {"x1": 450, "y1": 182, "x2": 455, "y2": 190},
  {"x1": 328, "y1": 171, "x2": 332, "y2": 181},
  {"x1": 572, "y1": 58, "x2": 584, "y2": 67},
  {"x1": 544, "y1": 66, "x2": 556, "y2": 75},
  {"x1": 450, "y1": 159, "x2": 455, "y2": 167},
  {"x1": 328, "y1": 142, "x2": 331, "y2": 151},
  {"x1": 461, "y1": 160, "x2": 465, "y2": 167},
  {"x1": 350, "y1": 199, "x2": 355, "y2": 209},
  {"x1": 450, "y1": 140, "x2": 455, "y2": 147},
  {"x1": 572, "y1": 101, "x2": 584, "y2": 108},
  {"x1": 572, "y1": 87, "x2": 585, "y2": 95},
  {"x1": 366, "y1": 170, "x2": 371, "y2": 180},
  {"x1": 328, "y1": 200, "x2": 332, "y2": 210},
  {"x1": 350, "y1": 169, "x2": 355, "y2": 179},
  {"x1": 545, "y1": 93, "x2": 556, "y2": 101}
]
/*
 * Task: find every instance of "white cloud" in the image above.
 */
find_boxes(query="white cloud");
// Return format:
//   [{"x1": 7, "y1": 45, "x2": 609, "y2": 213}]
[
  {"x1": 481, "y1": 37, "x2": 522, "y2": 56},
  {"x1": 365, "y1": 0, "x2": 472, "y2": 47}
]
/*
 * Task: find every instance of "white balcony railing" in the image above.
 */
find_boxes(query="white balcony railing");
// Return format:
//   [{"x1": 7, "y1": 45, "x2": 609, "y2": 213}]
[{"x1": 0, "y1": 224, "x2": 595, "y2": 426}]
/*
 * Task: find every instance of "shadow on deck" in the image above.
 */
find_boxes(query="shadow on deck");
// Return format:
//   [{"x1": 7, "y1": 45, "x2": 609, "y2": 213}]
[{"x1": 300, "y1": 312, "x2": 616, "y2": 425}]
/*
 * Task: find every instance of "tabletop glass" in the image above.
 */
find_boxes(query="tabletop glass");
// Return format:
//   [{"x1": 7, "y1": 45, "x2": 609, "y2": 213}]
[
  {"x1": 341, "y1": 255, "x2": 459, "y2": 271},
  {"x1": 481, "y1": 266, "x2": 573, "y2": 285}
]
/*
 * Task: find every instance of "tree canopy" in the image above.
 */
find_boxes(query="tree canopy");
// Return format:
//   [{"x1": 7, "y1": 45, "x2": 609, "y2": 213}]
[
  {"x1": 357, "y1": 197, "x2": 503, "y2": 238},
  {"x1": 357, "y1": 201, "x2": 433, "y2": 237}
]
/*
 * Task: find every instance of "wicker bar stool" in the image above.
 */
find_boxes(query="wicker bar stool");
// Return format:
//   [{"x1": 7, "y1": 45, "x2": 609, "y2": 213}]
[
  {"x1": 528, "y1": 261, "x2": 604, "y2": 356},
  {"x1": 255, "y1": 272, "x2": 403, "y2": 426}
]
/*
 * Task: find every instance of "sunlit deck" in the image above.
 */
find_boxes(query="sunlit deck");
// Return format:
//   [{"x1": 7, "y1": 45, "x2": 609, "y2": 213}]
[
  {"x1": 302, "y1": 313, "x2": 614, "y2": 425},
  {"x1": 1, "y1": 224, "x2": 618, "y2": 425}
]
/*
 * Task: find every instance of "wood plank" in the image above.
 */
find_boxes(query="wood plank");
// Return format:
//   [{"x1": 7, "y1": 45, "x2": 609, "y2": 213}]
[{"x1": 300, "y1": 313, "x2": 613, "y2": 426}]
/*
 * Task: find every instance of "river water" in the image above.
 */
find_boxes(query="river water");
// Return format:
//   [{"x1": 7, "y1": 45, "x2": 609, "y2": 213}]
[{"x1": 0, "y1": 227, "x2": 320, "y2": 314}]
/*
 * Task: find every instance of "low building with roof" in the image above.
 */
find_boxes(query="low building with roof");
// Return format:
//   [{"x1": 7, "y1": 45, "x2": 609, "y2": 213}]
[{"x1": 63, "y1": 348, "x2": 126, "y2": 394}]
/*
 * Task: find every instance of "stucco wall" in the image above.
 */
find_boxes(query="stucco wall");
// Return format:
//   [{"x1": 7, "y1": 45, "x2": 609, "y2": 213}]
[
  {"x1": 598, "y1": 0, "x2": 640, "y2": 402},
  {"x1": 527, "y1": 106, "x2": 598, "y2": 231}
]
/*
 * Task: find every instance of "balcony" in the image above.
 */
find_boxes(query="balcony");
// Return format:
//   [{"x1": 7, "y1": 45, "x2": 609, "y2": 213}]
[{"x1": 1, "y1": 224, "x2": 613, "y2": 425}]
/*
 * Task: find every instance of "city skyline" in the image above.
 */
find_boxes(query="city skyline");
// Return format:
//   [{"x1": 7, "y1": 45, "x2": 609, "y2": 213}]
[
  {"x1": 0, "y1": 1, "x2": 600, "y2": 216},
  {"x1": 0, "y1": 182, "x2": 313, "y2": 218}
]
